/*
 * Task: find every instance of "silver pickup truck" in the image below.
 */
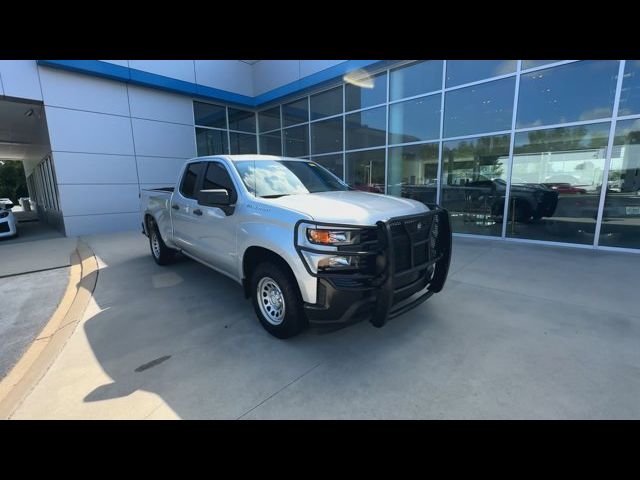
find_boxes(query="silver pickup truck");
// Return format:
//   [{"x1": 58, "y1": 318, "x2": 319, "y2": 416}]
[{"x1": 141, "y1": 155, "x2": 451, "y2": 338}]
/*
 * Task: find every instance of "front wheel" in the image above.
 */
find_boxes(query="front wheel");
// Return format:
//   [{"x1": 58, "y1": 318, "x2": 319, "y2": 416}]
[{"x1": 250, "y1": 262, "x2": 307, "y2": 339}]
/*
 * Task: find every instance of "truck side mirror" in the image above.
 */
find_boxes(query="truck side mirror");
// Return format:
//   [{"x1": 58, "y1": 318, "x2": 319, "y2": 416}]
[{"x1": 198, "y1": 189, "x2": 231, "y2": 206}]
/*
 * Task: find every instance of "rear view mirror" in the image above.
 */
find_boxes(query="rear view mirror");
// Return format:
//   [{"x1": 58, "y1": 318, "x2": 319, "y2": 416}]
[{"x1": 198, "y1": 189, "x2": 230, "y2": 206}]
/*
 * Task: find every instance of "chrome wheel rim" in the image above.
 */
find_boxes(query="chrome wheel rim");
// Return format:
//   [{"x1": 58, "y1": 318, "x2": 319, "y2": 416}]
[
  {"x1": 257, "y1": 277, "x2": 285, "y2": 325},
  {"x1": 151, "y1": 230, "x2": 161, "y2": 259}
]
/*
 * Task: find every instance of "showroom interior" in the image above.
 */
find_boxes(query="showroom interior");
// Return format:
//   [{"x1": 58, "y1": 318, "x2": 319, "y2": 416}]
[{"x1": 0, "y1": 59, "x2": 638, "y2": 251}]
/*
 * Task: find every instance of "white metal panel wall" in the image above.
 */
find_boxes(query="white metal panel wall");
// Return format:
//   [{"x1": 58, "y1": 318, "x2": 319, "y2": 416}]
[
  {"x1": 39, "y1": 68, "x2": 130, "y2": 116},
  {"x1": 136, "y1": 156, "x2": 188, "y2": 185},
  {"x1": 36, "y1": 66, "x2": 199, "y2": 236},
  {"x1": 53, "y1": 152, "x2": 138, "y2": 184},
  {"x1": 252, "y1": 60, "x2": 348, "y2": 96},
  {"x1": 57, "y1": 184, "x2": 141, "y2": 216},
  {"x1": 195, "y1": 60, "x2": 254, "y2": 97},
  {"x1": 252, "y1": 60, "x2": 300, "y2": 96},
  {"x1": 45, "y1": 107, "x2": 135, "y2": 155},
  {"x1": 131, "y1": 119, "x2": 196, "y2": 158},
  {"x1": 129, "y1": 60, "x2": 196, "y2": 83},
  {"x1": 0, "y1": 60, "x2": 42, "y2": 100},
  {"x1": 127, "y1": 84, "x2": 195, "y2": 124}
]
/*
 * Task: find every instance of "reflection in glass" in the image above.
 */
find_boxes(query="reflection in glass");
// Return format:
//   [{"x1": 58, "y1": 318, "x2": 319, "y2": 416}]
[
  {"x1": 345, "y1": 71, "x2": 387, "y2": 111},
  {"x1": 259, "y1": 106, "x2": 281, "y2": 132},
  {"x1": 345, "y1": 106, "x2": 386, "y2": 150},
  {"x1": 507, "y1": 123, "x2": 610, "y2": 244},
  {"x1": 441, "y1": 135, "x2": 510, "y2": 236},
  {"x1": 390, "y1": 61, "x2": 442, "y2": 101},
  {"x1": 517, "y1": 60, "x2": 619, "y2": 128},
  {"x1": 599, "y1": 119, "x2": 640, "y2": 249},
  {"x1": 194, "y1": 102, "x2": 227, "y2": 129},
  {"x1": 618, "y1": 61, "x2": 640, "y2": 116},
  {"x1": 283, "y1": 98, "x2": 308, "y2": 127},
  {"x1": 312, "y1": 154, "x2": 343, "y2": 179},
  {"x1": 259, "y1": 130, "x2": 282, "y2": 156},
  {"x1": 389, "y1": 94, "x2": 441, "y2": 144},
  {"x1": 310, "y1": 86, "x2": 343, "y2": 120},
  {"x1": 311, "y1": 117, "x2": 343, "y2": 155},
  {"x1": 345, "y1": 149, "x2": 385, "y2": 193},
  {"x1": 196, "y1": 127, "x2": 228, "y2": 155},
  {"x1": 444, "y1": 78, "x2": 515, "y2": 138},
  {"x1": 388, "y1": 143, "x2": 438, "y2": 205},
  {"x1": 228, "y1": 108, "x2": 256, "y2": 132},
  {"x1": 229, "y1": 132, "x2": 256, "y2": 154},
  {"x1": 283, "y1": 125, "x2": 309, "y2": 157},
  {"x1": 446, "y1": 60, "x2": 516, "y2": 87},
  {"x1": 522, "y1": 60, "x2": 560, "y2": 70}
]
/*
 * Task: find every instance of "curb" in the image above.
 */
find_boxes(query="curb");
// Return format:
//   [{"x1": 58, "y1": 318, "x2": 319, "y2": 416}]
[{"x1": 0, "y1": 240, "x2": 99, "y2": 419}]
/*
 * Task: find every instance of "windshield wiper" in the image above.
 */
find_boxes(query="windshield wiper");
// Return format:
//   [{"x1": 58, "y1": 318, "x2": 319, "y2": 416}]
[{"x1": 260, "y1": 194, "x2": 291, "y2": 199}]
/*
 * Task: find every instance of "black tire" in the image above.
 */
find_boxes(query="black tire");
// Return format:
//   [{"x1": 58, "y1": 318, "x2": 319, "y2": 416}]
[
  {"x1": 148, "y1": 218, "x2": 176, "y2": 265},
  {"x1": 250, "y1": 262, "x2": 307, "y2": 339}
]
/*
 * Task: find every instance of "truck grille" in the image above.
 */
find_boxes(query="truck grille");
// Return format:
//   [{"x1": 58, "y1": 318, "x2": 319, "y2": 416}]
[{"x1": 389, "y1": 214, "x2": 433, "y2": 274}]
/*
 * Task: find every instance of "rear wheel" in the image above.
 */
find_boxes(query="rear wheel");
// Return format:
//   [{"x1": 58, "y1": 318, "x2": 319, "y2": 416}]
[
  {"x1": 250, "y1": 262, "x2": 307, "y2": 339},
  {"x1": 148, "y1": 219, "x2": 176, "y2": 265}
]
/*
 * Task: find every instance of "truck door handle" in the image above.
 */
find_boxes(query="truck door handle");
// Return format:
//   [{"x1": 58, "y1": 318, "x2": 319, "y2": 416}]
[
  {"x1": 171, "y1": 204, "x2": 180, "y2": 210},
  {"x1": 193, "y1": 209, "x2": 203, "y2": 216}
]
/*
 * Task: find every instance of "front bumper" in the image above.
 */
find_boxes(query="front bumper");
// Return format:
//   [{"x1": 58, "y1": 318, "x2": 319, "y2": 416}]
[
  {"x1": 0, "y1": 219, "x2": 17, "y2": 238},
  {"x1": 299, "y1": 207, "x2": 452, "y2": 329}
]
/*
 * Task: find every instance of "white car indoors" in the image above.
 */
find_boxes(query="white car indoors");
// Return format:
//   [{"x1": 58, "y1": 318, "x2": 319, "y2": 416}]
[{"x1": 0, "y1": 200, "x2": 18, "y2": 238}]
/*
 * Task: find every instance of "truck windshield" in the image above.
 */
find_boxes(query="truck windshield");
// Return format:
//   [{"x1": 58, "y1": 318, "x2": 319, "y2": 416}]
[{"x1": 234, "y1": 160, "x2": 350, "y2": 198}]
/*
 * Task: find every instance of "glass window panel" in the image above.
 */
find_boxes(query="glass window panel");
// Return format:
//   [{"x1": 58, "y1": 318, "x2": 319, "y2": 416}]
[
  {"x1": 259, "y1": 130, "x2": 282, "y2": 156},
  {"x1": 310, "y1": 86, "x2": 343, "y2": 120},
  {"x1": 345, "y1": 149, "x2": 385, "y2": 193},
  {"x1": 282, "y1": 98, "x2": 308, "y2": 127},
  {"x1": 599, "y1": 119, "x2": 640, "y2": 249},
  {"x1": 446, "y1": 60, "x2": 516, "y2": 87},
  {"x1": 389, "y1": 94, "x2": 441, "y2": 144},
  {"x1": 444, "y1": 78, "x2": 515, "y2": 138},
  {"x1": 522, "y1": 60, "x2": 561, "y2": 70},
  {"x1": 517, "y1": 60, "x2": 619, "y2": 128},
  {"x1": 196, "y1": 128, "x2": 228, "y2": 156},
  {"x1": 312, "y1": 154, "x2": 344, "y2": 179},
  {"x1": 194, "y1": 101, "x2": 227, "y2": 129},
  {"x1": 180, "y1": 162, "x2": 204, "y2": 199},
  {"x1": 441, "y1": 134, "x2": 511, "y2": 236},
  {"x1": 311, "y1": 117, "x2": 343, "y2": 155},
  {"x1": 228, "y1": 108, "x2": 256, "y2": 133},
  {"x1": 345, "y1": 106, "x2": 386, "y2": 150},
  {"x1": 507, "y1": 123, "x2": 610, "y2": 245},
  {"x1": 283, "y1": 125, "x2": 309, "y2": 157},
  {"x1": 618, "y1": 61, "x2": 640, "y2": 116},
  {"x1": 258, "y1": 106, "x2": 281, "y2": 132},
  {"x1": 229, "y1": 132, "x2": 256, "y2": 154},
  {"x1": 388, "y1": 143, "x2": 439, "y2": 205},
  {"x1": 345, "y1": 71, "x2": 387, "y2": 111},
  {"x1": 390, "y1": 61, "x2": 443, "y2": 101}
]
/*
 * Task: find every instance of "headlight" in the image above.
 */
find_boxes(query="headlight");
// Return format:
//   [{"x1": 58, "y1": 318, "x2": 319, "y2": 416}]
[
  {"x1": 0, "y1": 211, "x2": 9, "y2": 219},
  {"x1": 306, "y1": 228, "x2": 357, "y2": 246}
]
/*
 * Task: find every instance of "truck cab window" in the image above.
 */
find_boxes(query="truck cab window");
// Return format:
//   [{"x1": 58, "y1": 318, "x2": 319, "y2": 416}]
[
  {"x1": 180, "y1": 162, "x2": 203, "y2": 199},
  {"x1": 203, "y1": 162, "x2": 237, "y2": 203}
]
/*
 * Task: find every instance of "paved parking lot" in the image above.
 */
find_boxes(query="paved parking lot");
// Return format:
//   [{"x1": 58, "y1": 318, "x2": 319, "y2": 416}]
[{"x1": 10, "y1": 231, "x2": 640, "y2": 419}]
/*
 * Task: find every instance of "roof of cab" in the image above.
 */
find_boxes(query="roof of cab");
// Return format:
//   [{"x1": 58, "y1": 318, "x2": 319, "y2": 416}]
[{"x1": 189, "y1": 155, "x2": 309, "y2": 163}]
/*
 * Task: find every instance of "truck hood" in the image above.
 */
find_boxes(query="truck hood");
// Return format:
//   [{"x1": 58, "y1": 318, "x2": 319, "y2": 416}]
[{"x1": 265, "y1": 191, "x2": 428, "y2": 225}]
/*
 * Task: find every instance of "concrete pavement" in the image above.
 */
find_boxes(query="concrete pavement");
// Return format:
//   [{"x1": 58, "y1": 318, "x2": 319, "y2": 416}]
[
  {"x1": 9, "y1": 231, "x2": 640, "y2": 419},
  {"x1": 0, "y1": 268, "x2": 70, "y2": 379}
]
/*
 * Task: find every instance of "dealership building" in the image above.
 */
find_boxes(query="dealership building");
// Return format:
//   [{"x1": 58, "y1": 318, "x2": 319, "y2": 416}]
[{"x1": 0, "y1": 59, "x2": 638, "y2": 251}]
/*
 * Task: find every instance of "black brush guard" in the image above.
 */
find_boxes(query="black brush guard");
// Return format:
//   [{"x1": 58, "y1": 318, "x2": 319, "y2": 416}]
[{"x1": 296, "y1": 207, "x2": 452, "y2": 328}]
